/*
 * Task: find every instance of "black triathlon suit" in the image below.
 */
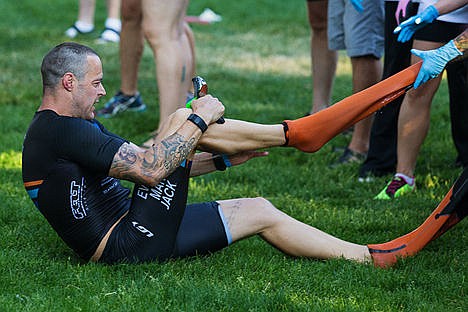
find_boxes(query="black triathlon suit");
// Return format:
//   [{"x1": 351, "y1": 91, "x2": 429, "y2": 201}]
[{"x1": 22, "y1": 110, "x2": 231, "y2": 264}]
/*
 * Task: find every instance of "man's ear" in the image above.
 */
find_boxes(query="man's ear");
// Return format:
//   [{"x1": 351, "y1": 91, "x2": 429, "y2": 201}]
[{"x1": 62, "y1": 72, "x2": 75, "y2": 92}]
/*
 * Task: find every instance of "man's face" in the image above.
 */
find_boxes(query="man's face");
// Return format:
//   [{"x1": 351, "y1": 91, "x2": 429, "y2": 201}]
[{"x1": 72, "y1": 55, "x2": 106, "y2": 119}]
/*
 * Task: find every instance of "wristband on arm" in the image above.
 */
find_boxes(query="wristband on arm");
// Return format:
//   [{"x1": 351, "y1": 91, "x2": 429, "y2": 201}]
[
  {"x1": 187, "y1": 113, "x2": 208, "y2": 133},
  {"x1": 212, "y1": 154, "x2": 232, "y2": 171}
]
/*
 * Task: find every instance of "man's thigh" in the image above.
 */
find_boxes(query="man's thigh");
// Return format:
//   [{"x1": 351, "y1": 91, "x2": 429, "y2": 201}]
[
  {"x1": 142, "y1": 0, "x2": 189, "y2": 25},
  {"x1": 218, "y1": 197, "x2": 283, "y2": 242},
  {"x1": 343, "y1": 0, "x2": 384, "y2": 58}
]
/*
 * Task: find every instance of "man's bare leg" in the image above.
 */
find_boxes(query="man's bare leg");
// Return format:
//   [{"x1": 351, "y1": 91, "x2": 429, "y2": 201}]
[
  {"x1": 77, "y1": 0, "x2": 96, "y2": 25},
  {"x1": 396, "y1": 40, "x2": 444, "y2": 178},
  {"x1": 142, "y1": 0, "x2": 194, "y2": 130},
  {"x1": 120, "y1": 0, "x2": 144, "y2": 96},
  {"x1": 106, "y1": 0, "x2": 121, "y2": 20},
  {"x1": 218, "y1": 197, "x2": 370, "y2": 262},
  {"x1": 346, "y1": 55, "x2": 382, "y2": 155},
  {"x1": 307, "y1": 0, "x2": 337, "y2": 114},
  {"x1": 146, "y1": 108, "x2": 286, "y2": 154}
]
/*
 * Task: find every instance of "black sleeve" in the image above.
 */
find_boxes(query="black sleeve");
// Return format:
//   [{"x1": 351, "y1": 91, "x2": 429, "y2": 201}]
[{"x1": 53, "y1": 117, "x2": 126, "y2": 174}]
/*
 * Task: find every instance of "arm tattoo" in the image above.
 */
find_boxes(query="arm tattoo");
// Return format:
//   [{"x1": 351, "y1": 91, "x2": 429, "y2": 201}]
[
  {"x1": 111, "y1": 132, "x2": 197, "y2": 185},
  {"x1": 110, "y1": 143, "x2": 139, "y2": 181},
  {"x1": 454, "y1": 29, "x2": 468, "y2": 54},
  {"x1": 142, "y1": 133, "x2": 196, "y2": 176}
]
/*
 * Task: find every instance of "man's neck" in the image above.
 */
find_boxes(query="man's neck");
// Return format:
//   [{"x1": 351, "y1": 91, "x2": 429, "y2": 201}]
[{"x1": 39, "y1": 92, "x2": 71, "y2": 116}]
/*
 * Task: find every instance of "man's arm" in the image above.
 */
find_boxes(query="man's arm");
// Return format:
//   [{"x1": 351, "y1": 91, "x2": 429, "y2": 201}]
[
  {"x1": 109, "y1": 131, "x2": 198, "y2": 186},
  {"x1": 189, "y1": 151, "x2": 269, "y2": 177},
  {"x1": 108, "y1": 95, "x2": 225, "y2": 186},
  {"x1": 453, "y1": 28, "x2": 468, "y2": 55},
  {"x1": 433, "y1": 0, "x2": 468, "y2": 16}
]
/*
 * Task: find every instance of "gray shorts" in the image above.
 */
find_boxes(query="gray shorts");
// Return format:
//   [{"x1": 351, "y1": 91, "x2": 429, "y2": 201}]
[{"x1": 328, "y1": 0, "x2": 384, "y2": 58}]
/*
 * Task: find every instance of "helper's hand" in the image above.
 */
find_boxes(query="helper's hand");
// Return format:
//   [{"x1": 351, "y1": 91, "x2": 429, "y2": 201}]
[
  {"x1": 191, "y1": 95, "x2": 225, "y2": 125},
  {"x1": 227, "y1": 151, "x2": 269, "y2": 167},
  {"x1": 395, "y1": 0, "x2": 411, "y2": 25},
  {"x1": 349, "y1": 0, "x2": 363, "y2": 13},
  {"x1": 393, "y1": 5, "x2": 439, "y2": 43},
  {"x1": 411, "y1": 40, "x2": 463, "y2": 89}
]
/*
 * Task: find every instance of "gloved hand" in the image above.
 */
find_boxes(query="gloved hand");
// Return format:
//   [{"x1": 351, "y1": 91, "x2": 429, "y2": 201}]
[
  {"x1": 393, "y1": 5, "x2": 439, "y2": 42},
  {"x1": 395, "y1": 0, "x2": 411, "y2": 25},
  {"x1": 349, "y1": 0, "x2": 363, "y2": 13},
  {"x1": 411, "y1": 40, "x2": 463, "y2": 89}
]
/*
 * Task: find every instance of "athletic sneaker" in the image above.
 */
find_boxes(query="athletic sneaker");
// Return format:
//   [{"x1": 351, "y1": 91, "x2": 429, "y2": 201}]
[
  {"x1": 97, "y1": 91, "x2": 146, "y2": 118},
  {"x1": 374, "y1": 176, "x2": 415, "y2": 200}
]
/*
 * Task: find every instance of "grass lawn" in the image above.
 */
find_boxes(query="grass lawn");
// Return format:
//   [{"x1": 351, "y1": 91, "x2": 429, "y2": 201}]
[{"x1": 0, "y1": 0, "x2": 466, "y2": 311}]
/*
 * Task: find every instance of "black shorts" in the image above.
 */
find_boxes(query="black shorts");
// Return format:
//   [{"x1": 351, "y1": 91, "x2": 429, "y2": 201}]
[
  {"x1": 99, "y1": 197, "x2": 231, "y2": 264},
  {"x1": 100, "y1": 165, "x2": 231, "y2": 264},
  {"x1": 414, "y1": 20, "x2": 468, "y2": 43}
]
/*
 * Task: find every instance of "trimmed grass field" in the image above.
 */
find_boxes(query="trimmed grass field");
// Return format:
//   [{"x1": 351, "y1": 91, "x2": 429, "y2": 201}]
[{"x1": 0, "y1": 1, "x2": 466, "y2": 311}]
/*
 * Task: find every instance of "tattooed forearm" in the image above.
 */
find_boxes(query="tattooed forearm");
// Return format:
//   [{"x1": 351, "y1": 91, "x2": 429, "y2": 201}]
[
  {"x1": 110, "y1": 132, "x2": 197, "y2": 185},
  {"x1": 454, "y1": 29, "x2": 468, "y2": 54},
  {"x1": 142, "y1": 133, "x2": 196, "y2": 175}
]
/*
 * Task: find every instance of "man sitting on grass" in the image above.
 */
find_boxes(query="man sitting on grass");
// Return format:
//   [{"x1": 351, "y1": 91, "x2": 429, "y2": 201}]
[{"x1": 22, "y1": 42, "x2": 466, "y2": 267}]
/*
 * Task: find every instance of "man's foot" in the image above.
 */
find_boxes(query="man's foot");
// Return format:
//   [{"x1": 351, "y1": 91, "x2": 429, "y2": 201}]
[
  {"x1": 96, "y1": 91, "x2": 146, "y2": 118},
  {"x1": 368, "y1": 169, "x2": 468, "y2": 268},
  {"x1": 374, "y1": 175, "x2": 415, "y2": 200},
  {"x1": 96, "y1": 27, "x2": 120, "y2": 43},
  {"x1": 330, "y1": 147, "x2": 366, "y2": 167},
  {"x1": 65, "y1": 23, "x2": 94, "y2": 38}
]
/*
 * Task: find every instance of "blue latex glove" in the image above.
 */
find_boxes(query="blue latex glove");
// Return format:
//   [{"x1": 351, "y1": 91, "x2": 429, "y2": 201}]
[
  {"x1": 411, "y1": 40, "x2": 463, "y2": 89},
  {"x1": 393, "y1": 5, "x2": 439, "y2": 42},
  {"x1": 349, "y1": 0, "x2": 363, "y2": 13}
]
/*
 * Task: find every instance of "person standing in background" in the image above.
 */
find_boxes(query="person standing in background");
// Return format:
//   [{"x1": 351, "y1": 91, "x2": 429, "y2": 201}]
[
  {"x1": 65, "y1": 0, "x2": 121, "y2": 43},
  {"x1": 328, "y1": 0, "x2": 384, "y2": 166},
  {"x1": 375, "y1": 0, "x2": 468, "y2": 199},
  {"x1": 305, "y1": 0, "x2": 338, "y2": 115}
]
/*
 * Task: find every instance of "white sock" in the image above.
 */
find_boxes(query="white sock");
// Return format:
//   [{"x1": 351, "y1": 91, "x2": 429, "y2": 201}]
[
  {"x1": 75, "y1": 20, "x2": 94, "y2": 33},
  {"x1": 65, "y1": 21, "x2": 94, "y2": 38},
  {"x1": 105, "y1": 18, "x2": 121, "y2": 32},
  {"x1": 395, "y1": 173, "x2": 415, "y2": 186}
]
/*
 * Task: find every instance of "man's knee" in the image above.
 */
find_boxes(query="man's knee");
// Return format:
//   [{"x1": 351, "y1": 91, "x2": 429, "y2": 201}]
[{"x1": 249, "y1": 197, "x2": 281, "y2": 217}]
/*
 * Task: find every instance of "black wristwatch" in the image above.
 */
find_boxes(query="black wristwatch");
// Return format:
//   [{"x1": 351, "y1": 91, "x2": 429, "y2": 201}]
[
  {"x1": 213, "y1": 154, "x2": 232, "y2": 171},
  {"x1": 187, "y1": 113, "x2": 208, "y2": 133}
]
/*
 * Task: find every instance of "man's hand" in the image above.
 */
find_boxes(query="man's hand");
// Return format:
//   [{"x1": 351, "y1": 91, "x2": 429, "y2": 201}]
[
  {"x1": 349, "y1": 0, "x2": 363, "y2": 13},
  {"x1": 227, "y1": 151, "x2": 269, "y2": 167},
  {"x1": 411, "y1": 40, "x2": 463, "y2": 88},
  {"x1": 190, "y1": 95, "x2": 225, "y2": 126},
  {"x1": 395, "y1": 0, "x2": 411, "y2": 25},
  {"x1": 393, "y1": 5, "x2": 439, "y2": 43}
]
